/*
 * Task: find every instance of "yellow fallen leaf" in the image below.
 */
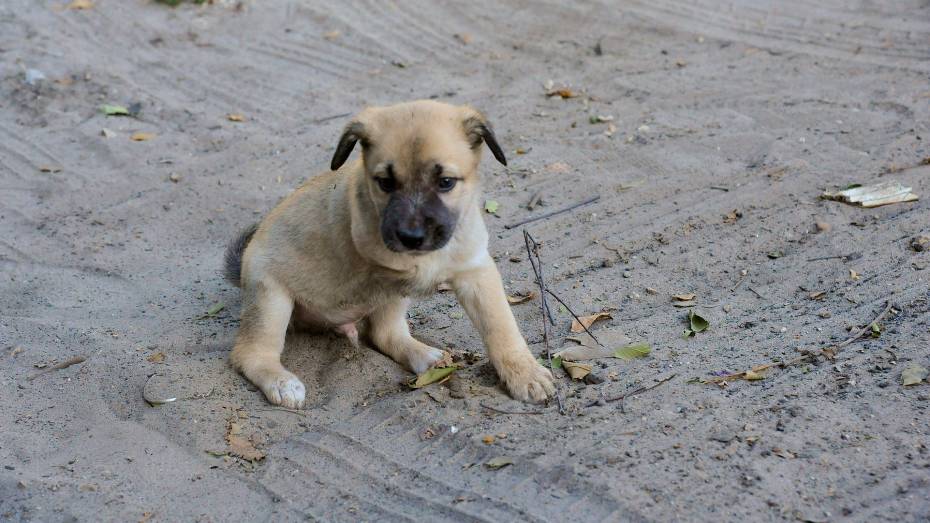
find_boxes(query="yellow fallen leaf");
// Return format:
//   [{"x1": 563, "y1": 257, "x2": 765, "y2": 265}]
[
  {"x1": 507, "y1": 291, "x2": 537, "y2": 305},
  {"x1": 66, "y1": 0, "x2": 94, "y2": 9},
  {"x1": 146, "y1": 352, "x2": 165, "y2": 364},
  {"x1": 482, "y1": 435, "x2": 495, "y2": 444},
  {"x1": 227, "y1": 113, "x2": 245, "y2": 122},
  {"x1": 546, "y1": 88, "x2": 577, "y2": 99},
  {"x1": 226, "y1": 434, "x2": 264, "y2": 461},
  {"x1": 570, "y1": 311, "x2": 612, "y2": 333},
  {"x1": 131, "y1": 132, "x2": 155, "y2": 141},
  {"x1": 562, "y1": 361, "x2": 592, "y2": 380}
]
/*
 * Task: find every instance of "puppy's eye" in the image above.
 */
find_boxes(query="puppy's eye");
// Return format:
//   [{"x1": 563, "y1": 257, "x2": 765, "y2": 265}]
[
  {"x1": 437, "y1": 177, "x2": 457, "y2": 192},
  {"x1": 376, "y1": 177, "x2": 397, "y2": 193}
]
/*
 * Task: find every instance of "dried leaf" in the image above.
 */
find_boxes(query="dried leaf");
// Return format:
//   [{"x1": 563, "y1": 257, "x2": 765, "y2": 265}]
[
  {"x1": 507, "y1": 291, "x2": 536, "y2": 305},
  {"x1": 809, "y1": 291, "x2": 826, "y2": 300},
  {"x1": 902, "y1": 364, "x2": 928, "y2": 386},
  {"x1": 226, "y1": 435, "x2": 264, "y2": 461},
  {"x1": 562, "y1": 361, "x2": 592, "y2": 380},
  {"x1": 614, "y1": 343, "x2": 650, "y2": 360},
  {"x1": 130, "y1": 132, "x2": 155, "y2": 141},
  {"x1": 743, "y1": 370, "x2": 765, "y2": 381},
  {"x1": 100, "y1": 104, "x2": 129, "y2": 116},
  {"x1": 672, "y1": 293, "x2": 696, "y2": 301},
  {"x1": 323, "y1": 30, "x2": 341, "y2": 40},
  {"x1": 38, "y1": 165, "x2": 62, "y2": 173},
  {"x1": 147, "y1": 352, "x2": 166, "y2": 364},
  {"x1": 546, "y1": 88, "x2": 577, "y2": 99},
  {"x1": 409, "y1": 366, "x2": 456, "y2": 389},
  {"x1": 722, "y1": 209, "x2": 742, "y2": 224},
  {"x1": 571, "y1": 311, "x2": 612, "y2": 333},
  {"x1": 554, "y1": 343, "x2": 610, "y2": 361},
  {"x1": 66, "y1": 0, "x2": 94, "y2": 10},
  {"x1": 227, "y1": 113, "x2": 244, "y2": 122},
  {"x1": 485, "y1": 456, "x2": 513, "y2": 469},
  {"x1": 822, "y1": 181, "x2": 918, "y2": 208},
  {"x1": 484, "y1": 200, "x2": 499, "y2": 214}
]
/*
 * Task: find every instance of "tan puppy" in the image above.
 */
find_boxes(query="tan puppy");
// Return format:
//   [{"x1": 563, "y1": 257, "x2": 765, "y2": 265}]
[{"x1": 225, "y1": 100, "x2": 554, "y2": 408}]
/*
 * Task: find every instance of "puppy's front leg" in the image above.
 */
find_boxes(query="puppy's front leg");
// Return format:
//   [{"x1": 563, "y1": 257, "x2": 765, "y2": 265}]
[
  {"x1": 230, "y1": 279, "x2": 306, "y2": 409},
  {"x1": 452, "y1": 258, "x2": 555, "y2": 402},
  {"x1": 369, "y1": 298, "x2": 447, "y2": 373}
]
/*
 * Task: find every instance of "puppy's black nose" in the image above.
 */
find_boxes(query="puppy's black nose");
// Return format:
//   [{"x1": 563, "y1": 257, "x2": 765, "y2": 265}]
[{"x1": 396, "y1": 228, "x2": 425, "y2": 249}]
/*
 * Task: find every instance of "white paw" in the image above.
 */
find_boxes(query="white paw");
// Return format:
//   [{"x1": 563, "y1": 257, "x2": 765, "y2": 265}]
[
  {"x1": 261, "y1": 372, "x2": 306, "y2": 409},
  {"x1": 408, "y1": 347, "x2": 447, "y2": 374},
  {"x1": 499, "y1": 357, "x2": 555, "y2": 403}
]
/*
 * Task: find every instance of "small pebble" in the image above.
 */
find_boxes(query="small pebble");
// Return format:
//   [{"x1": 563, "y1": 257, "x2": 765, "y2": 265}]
[{"x1": 622, "y1": 271, "x2": 632, "y2": 278}]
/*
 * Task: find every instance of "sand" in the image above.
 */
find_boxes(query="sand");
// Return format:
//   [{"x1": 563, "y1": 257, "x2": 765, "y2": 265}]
[{"x1": 2, "y1": 0, "x2": 929, "y2": 521}]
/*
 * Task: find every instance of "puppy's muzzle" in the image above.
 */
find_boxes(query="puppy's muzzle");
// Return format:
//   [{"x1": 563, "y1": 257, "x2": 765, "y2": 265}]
[{"x1": 381, "y1": 193, "x2": 455, "y2": 253}]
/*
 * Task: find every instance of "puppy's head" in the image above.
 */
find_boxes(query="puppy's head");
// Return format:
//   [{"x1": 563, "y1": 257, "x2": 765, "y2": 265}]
[{"x1": 330, "y1": 100, "x2": 506, "y2": 253}]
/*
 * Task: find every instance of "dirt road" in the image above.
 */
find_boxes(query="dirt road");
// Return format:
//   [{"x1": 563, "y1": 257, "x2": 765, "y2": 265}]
[{"x1": 2, "y1": 1, "x2": 929, "y2": 521}]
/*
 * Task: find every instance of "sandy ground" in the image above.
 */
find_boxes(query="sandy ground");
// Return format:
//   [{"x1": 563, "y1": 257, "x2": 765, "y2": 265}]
[{"x1": 2, "y1": 0, "x2": 930, "y2": 521}]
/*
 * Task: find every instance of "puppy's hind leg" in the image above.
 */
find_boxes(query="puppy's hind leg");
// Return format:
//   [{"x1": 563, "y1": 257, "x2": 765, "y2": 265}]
[
  {"x1": 368, "y1": 298, "x2": 447, "y2": 374},
  {"x1": 230, "y1": 279, "x2": 306, "y2": 409}
]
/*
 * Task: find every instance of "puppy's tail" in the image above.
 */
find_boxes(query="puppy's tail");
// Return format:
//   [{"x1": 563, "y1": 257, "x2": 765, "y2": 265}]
[{"x1": 224, "y1": 223, "x2": 259, "y2": 287}]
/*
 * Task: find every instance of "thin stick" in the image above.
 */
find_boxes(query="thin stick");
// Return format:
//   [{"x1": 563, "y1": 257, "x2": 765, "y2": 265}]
[
  {"x1": 748, "y1": 287, "x2": 765, "y2": 299},
  {"x1": 707, "y1": 301, "x2": 893, "y2": 383},
  {"x1": 836, "y1": 301, "x2": 893, "y2": 348},
  {"x1": 587, "y1": 374, "x2": 676, "y2": 407},
  {"x1": 313, "y1": 112, "x2": 351, "y2": 124},
  {"x1": 524, "y1": 230, "x2": 565, "y2": 414},
  {"x1": 26, "y1": 356, "x2": 86, "y2": 381},
  {"x1": 256, "y1": 407, "x2": 308, "y2": 417},
  {"x1": 480, "y1": 402, "x2": 543, "y2": 415},
  {"x1": 544, "y1": 289, "x2": 603, "y2": 346},
  {"x1": 806, "y1": 253, "x2": 857, "y2": 262},
  {"x1": 505, "y1": 195, "x2": 600, "y2": 230},
  {"x1": 523, "y1": 233, "x2": 556, "y2": 326}
]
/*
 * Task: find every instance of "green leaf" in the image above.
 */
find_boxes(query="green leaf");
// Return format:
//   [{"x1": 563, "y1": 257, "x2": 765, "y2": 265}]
[
  {"x1": 205, "y1": 302, "x2": 225, "y2": 316},
  {"x1": 688, "y1": 310, "x2": 709, "y2": 333},
  {"x1": 870, "y1": 322, "x2": 881, "y2": 338},
  {"x1": 484, "y1": 200, "x2": 499, "y2": 214},
  {"x1": 485, "y1": 456, "x2": 513, "y2": 469},
  {"x1": 100, "y1": 104, "x2": 130, "y2": 116},
  {"x1": 902, "y1": 364, "x2": 928, "y2": 386},
  {"x1": 409, "y1": 366, "x2": 456, "y2": 389},
  {"x1": 614, "y1": 343, "x2": 651, "y2": 360}
]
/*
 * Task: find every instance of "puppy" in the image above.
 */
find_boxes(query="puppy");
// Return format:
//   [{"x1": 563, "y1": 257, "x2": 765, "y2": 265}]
[{"x1": 225, "y1": 100, "x2": 554, "y2": 408}]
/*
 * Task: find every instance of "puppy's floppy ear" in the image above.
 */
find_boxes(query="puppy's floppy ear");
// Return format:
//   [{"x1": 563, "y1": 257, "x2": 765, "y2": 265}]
[
  {"x1": 330, "y1": 121, "x2": 367, "y2": 171},
  {"x1": 463, "y1": 112, "x2": 507, "y2": 166}
]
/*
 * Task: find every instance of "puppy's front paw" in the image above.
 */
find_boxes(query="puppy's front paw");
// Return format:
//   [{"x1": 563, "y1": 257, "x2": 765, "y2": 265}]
[
  {"x1": 408, "y1": 346, "x2": 449, "y2": 374},
  {"x1": 260, "y1": 371, "x2": 306, "y2": 409},
  {"x1": 498, "y1": 356, "x2": 555, "y2": 403}
]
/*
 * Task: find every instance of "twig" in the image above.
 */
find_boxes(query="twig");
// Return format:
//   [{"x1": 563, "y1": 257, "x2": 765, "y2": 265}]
[
  {"x1": 586, "y1": 374, "x2": 676, "y2": 408},
  {"x1": 748, "y1": 287, "x2": 765, "y2": 299},
  {"x1": 26, "y1": 356, "x2": 86, "y2": 381},
  {"x1": 544, "y1": 289, "x2": 603, "y2": 347},
  {"x1": 256, "y1": 407, "x2": 308, "y2": 417},
  {"x1": 836, "y1": 301, "x2": 893, "y2": 348},
  {"x1": 709, "y1": 186, "x2": 730, "y2": 192},
  {"x1": 523, "y1": 230, "x2": 565, "y2": 414},
  {"x1": 523, "y1": 232, "x2": 556, "y2": 326},
  {"x1": 505, "y1": 195, "x2": 600, "y2": 229},
  {"x1": 313, "y1": 112, "x2": 351, "y2": 124},
  {"x1": 706, "y1": 301, "x2": 893, "y2": 383},
  {"x1": 480, "y1": 402, "x2": 543, "y2": 415},
  {"x1": 806, "y1": 253, "x2": 858, "y2": 262}
]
